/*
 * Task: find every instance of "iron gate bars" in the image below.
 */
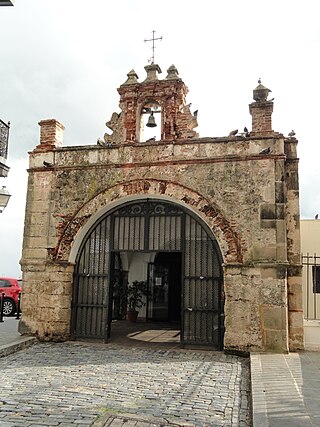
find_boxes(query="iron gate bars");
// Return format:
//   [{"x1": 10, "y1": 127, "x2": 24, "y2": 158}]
[
  {"x1": 302, "y1": 253, "x2": 320, "y2": 320},
  {"x1": 72, "y1": 199, "x2": 224, "y2": 348}
]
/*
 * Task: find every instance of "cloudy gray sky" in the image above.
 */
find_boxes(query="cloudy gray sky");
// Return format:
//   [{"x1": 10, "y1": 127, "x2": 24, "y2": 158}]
[{"x1": 0, "y1": 0, "x2": 319, "y2": 276}]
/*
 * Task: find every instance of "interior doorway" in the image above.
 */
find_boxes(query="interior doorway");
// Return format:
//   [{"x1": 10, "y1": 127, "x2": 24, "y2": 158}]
[
  {"x1": 107, "y1": 250, "x2": 182, "y2": 344},
  {"x1": 147, "y1": 252, "x2": 182, "y2": 322},
  {"x1": 109, "y1": 251, "x2": 181, "y2": 322}
]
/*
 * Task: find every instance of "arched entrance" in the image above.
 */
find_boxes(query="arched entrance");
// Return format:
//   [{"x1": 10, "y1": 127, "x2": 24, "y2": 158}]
[{"x1": 71, "y1": 199, "x2": 224, "y2": 349}]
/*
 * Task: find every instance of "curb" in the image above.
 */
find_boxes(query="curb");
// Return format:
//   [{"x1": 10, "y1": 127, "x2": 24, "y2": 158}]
[{"x1": 0, "y1": 336, "x2": 37, "y2": 358}]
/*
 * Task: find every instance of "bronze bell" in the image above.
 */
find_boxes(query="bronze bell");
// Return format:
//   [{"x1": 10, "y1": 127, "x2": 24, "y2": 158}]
[{"x1": 146, "y1": 111, "x2": 157, "y2": 127}]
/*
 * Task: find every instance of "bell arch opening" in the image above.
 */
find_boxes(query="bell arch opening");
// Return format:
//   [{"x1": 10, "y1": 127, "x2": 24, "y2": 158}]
[
  {"x1": 71, "y1": 198, "x2": 224, "y2": 349},
  {"x1": 139, "y1": 100, "x2": 161, "y2": 142}
]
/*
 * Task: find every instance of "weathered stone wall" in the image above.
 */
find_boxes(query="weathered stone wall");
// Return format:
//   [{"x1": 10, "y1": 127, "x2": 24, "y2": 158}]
[
  {"x1": 20, "y1": 132, "x2": 302, "y2": 351},
  {"x1": 19, "y1": 67, "x2": 303, "y2": 352},
  {"x1": 284, "y1": 138, "x2": 303, "y2": 350}
]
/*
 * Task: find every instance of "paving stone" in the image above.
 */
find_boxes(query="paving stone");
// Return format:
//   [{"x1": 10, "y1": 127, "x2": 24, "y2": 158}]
[{"x1": 0, "y1": 342, "x2": 251, "y2": 426}]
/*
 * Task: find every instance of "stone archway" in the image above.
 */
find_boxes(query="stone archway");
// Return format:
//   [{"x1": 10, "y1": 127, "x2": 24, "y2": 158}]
[
  {"x1": 49, "y1": 179, "x2": 244, "y2": 266},
  {"x1": 71, "y1": 198, "x2": 225, "y2": 349}
]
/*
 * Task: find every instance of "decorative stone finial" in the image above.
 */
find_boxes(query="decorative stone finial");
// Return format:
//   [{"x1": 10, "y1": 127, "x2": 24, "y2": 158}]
[
  {"x1": 249, "y1": 80, "x2": 274, "y2": 134},
  {"x1": 165, "y1": 65, "x2": 180, "y2": 80},
  {"x1": 253, "y1": 79, "x2": 271, "y2": 102},
  {"x1": 143, "y1": 63, "x2": 162, "y2": 82},
  {"x1": 121, "y1": 69, "x2": 139, "y2": 86}
]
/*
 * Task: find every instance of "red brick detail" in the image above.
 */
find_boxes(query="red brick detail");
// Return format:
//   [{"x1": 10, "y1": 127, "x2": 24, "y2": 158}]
[
  {"x1": 122, "y1": 180, "x2": 151, "y2": 194},
  {"x1": 36, "y1": 119, "x2": 65, "y2": 151},
  {"x1": 48, "y1": 214, "x2": 89, "y2": 261},
  {"x1": 249, "y1": 101, "x2": 273, "y2": 135},
  {"x1": 198, "y1": 204, "x2": 243, "y2": 261},
  {"x1": 52, "y1": 179, "x2": 244, "y2": 263},
  {"x1": 117, "y1": 78, "x2": 197, "y2": 143}
]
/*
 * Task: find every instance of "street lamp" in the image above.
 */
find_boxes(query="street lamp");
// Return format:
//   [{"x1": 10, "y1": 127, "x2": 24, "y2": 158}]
[{"x1": 0, "y1": 186, "x2": 11, "y2": 213}]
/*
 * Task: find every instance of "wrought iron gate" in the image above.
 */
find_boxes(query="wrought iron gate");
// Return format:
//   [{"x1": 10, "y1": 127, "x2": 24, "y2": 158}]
[{"x1": 72, "y1": 199, "x2": 224, "y2": 348}]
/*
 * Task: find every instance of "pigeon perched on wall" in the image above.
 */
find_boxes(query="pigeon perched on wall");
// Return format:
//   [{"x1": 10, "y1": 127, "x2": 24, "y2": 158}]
[
  {"x1": 288, "y1": 130, "x2": 296, "y2": 137},
  {"x1": 97, "y1": 138, "x2": 105, "y2": 146},
  {"x1": 259, "y1": 147, "x2": 271, "y2": 155},
  {"x1": 243, "y1": 127, "x2": 250, "y2": 137},
  {"x1": 97, "y1": 138, "x2": 113, "y2": 148},
  {"x1": 43, "y1": 160, "x2": 54, "y2": 168},
  {"x1": 229, "y1": 129, "x2": 238, "y2": 136}
]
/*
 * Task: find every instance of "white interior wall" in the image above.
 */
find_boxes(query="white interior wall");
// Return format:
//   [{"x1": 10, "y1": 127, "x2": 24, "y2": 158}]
[{"x1": 121, "y1": 251, "x2": 156, "y2": 317}]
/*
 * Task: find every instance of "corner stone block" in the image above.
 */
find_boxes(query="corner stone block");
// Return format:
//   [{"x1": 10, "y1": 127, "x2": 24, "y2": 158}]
[
  {"x1": 224, "y1": 301, "x2": 251, "y2": 332},
  {"x1": 289, "y1": 329, "x2": 304, "y2": 351},
  {"x1": 261, "y1": 305, "x2": 289, "y2": 352},
  {"x1": 288, "y1": 283, "x2": 303, "y2": 311},
  {"x1": 253, "y1": 245, "x2": 277, "y2": 260},
  {"x1": 260, "y1": 204, "x2": 276, "y2": 220},
  {"x1": 288, "y1": 310, "x2": 304, "y2": 329},
  {"x1": 276, "y1": 204, "x2": 285, "y2": 219},
  {"x1": 260, "y1": 267, "x2": 277, "y2": 279},
  {"x1": 264, "y1": 329, "x2": 288, "y2": 353},
  {"x1": 262, "y1": 305, "x2": 286, "y2": 330}
]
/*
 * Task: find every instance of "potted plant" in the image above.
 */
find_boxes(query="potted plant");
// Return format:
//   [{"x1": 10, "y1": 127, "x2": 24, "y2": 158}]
[{"x1": 127, "y1": 280, "x2": 147, "y2": 322}]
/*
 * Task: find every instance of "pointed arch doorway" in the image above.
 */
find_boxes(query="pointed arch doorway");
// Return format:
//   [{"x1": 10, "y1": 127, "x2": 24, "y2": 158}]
[{"x1": 71, "y1": 199, "x2": 224, "y2": 349}]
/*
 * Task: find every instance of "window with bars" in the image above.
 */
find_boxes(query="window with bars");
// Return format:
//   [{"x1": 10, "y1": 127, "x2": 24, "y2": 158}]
[{"x1": 313, "y1": 266, "x2": 320, "y2": 293}]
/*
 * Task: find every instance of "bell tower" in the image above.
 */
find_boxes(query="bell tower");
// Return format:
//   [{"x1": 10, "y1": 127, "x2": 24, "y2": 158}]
[
  {"x1": 102, "y1": 31, "x2": 198, "y2": 144},
  {"x1": 103, "y1": 63, "x2": 199, "y2": 144}
]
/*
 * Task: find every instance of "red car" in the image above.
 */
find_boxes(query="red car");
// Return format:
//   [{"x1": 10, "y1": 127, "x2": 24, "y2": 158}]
[{"x1": 0, "y1": 277, "x2": 22, "y2": 316}]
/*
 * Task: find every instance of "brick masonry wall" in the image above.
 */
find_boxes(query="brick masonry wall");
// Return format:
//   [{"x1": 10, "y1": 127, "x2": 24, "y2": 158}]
[{"x1": 250, "y1": 101, "x2": 274, "y2": 135}]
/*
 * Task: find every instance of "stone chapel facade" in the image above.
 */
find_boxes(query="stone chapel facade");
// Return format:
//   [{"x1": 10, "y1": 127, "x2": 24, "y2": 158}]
[{"x1": 19, "y1": 63, "x2": 303, "y2": 352}]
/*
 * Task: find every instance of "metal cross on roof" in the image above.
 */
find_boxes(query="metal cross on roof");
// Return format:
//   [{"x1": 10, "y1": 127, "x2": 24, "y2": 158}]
[{"x1": 144, "y1": 30, "x2": 162, "y2": 64}]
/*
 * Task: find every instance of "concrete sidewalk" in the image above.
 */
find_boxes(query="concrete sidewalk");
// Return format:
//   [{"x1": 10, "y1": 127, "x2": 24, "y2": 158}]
[
  {"x1": 251, "y1": 352, "x2": 320, "y2": 426},
  {"x1": 0, "y1": 316, "x2": 36, "y2": 358}
]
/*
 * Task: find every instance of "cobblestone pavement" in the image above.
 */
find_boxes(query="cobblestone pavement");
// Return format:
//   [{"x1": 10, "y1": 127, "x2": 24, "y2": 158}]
[{"x1": 0, "y1": 342, "x2": 251, "y2": 426}]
